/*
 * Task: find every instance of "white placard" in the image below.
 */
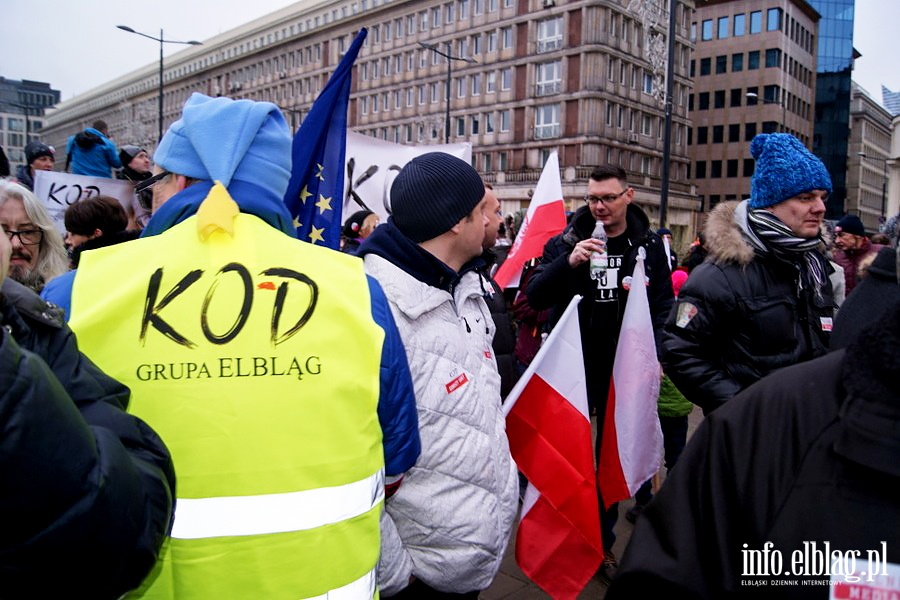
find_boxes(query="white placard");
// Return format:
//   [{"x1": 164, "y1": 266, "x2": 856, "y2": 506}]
[{"x1": 33, "y1": 171, "x2": 137, "y2": 233}]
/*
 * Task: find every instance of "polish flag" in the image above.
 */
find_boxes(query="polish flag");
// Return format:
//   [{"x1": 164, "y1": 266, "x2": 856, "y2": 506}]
[
  {"x1": 598, "y1": 249, "x2": 663, "y2": 507},
  {"x1": 493, "y1": 151, "x2": 568, "y2": 289},
  {"x1": 504, "y1": 295, "x2": 603, "y2": 599}
]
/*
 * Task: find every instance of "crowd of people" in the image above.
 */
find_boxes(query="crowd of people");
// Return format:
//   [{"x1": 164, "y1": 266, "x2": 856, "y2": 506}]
[{"x1": 1, "y1": 90, "x2": 898, "y2": 600}]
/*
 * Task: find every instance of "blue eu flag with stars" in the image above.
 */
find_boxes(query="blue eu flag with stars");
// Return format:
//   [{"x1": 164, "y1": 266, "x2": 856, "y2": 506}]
[{"x1": 283, "y1": 28, "x2": 367, "y2": 249}]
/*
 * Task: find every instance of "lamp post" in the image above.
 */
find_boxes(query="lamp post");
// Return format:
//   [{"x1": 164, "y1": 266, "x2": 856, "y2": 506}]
[
  {"x1": 419, "y1": 42, "x2": 477, "y2": 144},
  {"x1": 857, "y1": 151, "x2": 890, "y2": 224},
  {"x1": 117, "y1": 26, "x2": 202, "y2": 144},
  {"x1": 746, "y1": 92, "x2": 786, "y2": 133}
]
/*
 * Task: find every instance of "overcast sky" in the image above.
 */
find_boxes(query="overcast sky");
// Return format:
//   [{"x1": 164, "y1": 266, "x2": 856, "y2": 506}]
[{"x1": 3, "y1": 0, "x2": 898, "y2": 105}]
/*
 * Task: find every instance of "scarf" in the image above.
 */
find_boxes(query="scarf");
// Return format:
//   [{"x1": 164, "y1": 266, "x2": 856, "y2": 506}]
[{"x1": 739, "y1": 202, "x2": 828, "y2": 301}]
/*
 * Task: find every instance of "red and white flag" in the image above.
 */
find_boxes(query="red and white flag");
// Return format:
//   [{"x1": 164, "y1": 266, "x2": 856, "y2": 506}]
[
  {"x1": 493, "y1": 151, "x2": 567, "y2": 289},
  {"x1": 598, "y1": 249, "x2": 663, "y2": 507},
  {"x1": 504, "y1": 296, "x2": 603, "y2": 599}
]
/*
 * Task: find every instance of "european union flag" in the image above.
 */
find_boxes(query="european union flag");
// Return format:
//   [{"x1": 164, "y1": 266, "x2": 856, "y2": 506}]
[{"x1": 284, "y1": 28, "x2": 368, "y2": 249}]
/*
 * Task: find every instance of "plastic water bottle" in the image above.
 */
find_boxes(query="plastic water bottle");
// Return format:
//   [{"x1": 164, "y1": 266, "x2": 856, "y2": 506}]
[{"x1": 589, "y1": 220, "x2": 608, "y2": 280}]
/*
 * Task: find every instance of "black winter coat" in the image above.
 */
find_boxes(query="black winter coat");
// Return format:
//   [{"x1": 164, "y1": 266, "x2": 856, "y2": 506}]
[
  {"x1": 661, "y1": 201, "x2": 833, "y2": 414},
  {"x1": 478, "y1": 250, "x2": 517, "y2": 400},
  {"x1": 609, "y1": 301, "x2": 900, "y2": 599},
  {"x1": 0, "y1": 278, "x2": 175, "y2": 599},
  {"x1": 526, "y1": 204, "x2": 674, "y2": 405}
]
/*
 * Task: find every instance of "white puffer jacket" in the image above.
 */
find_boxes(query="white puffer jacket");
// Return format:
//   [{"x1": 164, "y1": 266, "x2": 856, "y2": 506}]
[{"x1": 364, "y1": 254, "x2": 519, "y2": 595}]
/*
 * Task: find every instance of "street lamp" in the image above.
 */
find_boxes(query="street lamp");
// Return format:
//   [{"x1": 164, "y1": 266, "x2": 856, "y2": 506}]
[
  {"x1": 117, "y1": 26, "x2": 202, "y2": 144},
  {"x1": 746, "y1": 92, "x2": 786, "y2": 133},
  {"x1": 857, "y1": 151, "x2": 890, "y2": 223},
  {"x1": 419, "y1": 42, "x2": 477, "y2": 144}
]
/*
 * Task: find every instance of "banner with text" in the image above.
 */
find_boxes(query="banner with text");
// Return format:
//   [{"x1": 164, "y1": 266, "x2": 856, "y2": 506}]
[{"x1": 33, "y1": 171, "x2": 136, "y2": 233}]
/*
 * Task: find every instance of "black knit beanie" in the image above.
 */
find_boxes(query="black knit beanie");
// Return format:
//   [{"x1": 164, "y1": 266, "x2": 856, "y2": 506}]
[
  {"x1": 390, "y1": 152, "x2": 485, "y2": 243},
  {"x1": 119, "y1": 145, "x2": 144, "y2": 168}
]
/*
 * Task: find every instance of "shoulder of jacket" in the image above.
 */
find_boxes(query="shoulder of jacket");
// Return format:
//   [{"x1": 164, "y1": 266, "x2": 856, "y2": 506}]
[{"x1": 1, "y1": 279, "x2": 65, "y2": 330}]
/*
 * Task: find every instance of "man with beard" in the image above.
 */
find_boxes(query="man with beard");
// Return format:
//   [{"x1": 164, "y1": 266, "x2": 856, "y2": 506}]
[
  {"x1": 116, "y1": 145, "x2": 153, "y2": 229},
  {"x1": 0, "y1": 180, "x2": 67, "y2": 292}
]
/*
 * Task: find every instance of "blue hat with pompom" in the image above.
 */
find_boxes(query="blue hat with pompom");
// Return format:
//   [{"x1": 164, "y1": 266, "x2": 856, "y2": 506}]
[{"x1": 749, "y1": 133, "x2": 832, "y2": 209}]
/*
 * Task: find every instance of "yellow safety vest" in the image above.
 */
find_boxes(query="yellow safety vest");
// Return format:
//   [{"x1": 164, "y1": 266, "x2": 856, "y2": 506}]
[{"x1": 70, "y1": 186, "x2": 384, "y2": 599}]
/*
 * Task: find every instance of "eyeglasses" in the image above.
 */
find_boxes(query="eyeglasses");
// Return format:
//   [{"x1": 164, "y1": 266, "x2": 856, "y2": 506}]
[
  {"x1": 134, "y1": 171, "x2": 172, "y2": 194},
  {"x1": 4, "y1": 228, "x2": 44, "y2": 246},
  {"x1": 584, "y1": 189, "x2": 628, "y2": 205}
]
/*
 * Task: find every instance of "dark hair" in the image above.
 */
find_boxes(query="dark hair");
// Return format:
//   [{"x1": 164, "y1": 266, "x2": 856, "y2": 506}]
[
  {"x1": 64, "y1": 196, "x2": 128, "y2": 237},
  {"x1": 92, "y1": 120, "x2": 109, "y2": 134},
  {"x1": 589, "y1": 165, "x2": 628, "y2": 186}
]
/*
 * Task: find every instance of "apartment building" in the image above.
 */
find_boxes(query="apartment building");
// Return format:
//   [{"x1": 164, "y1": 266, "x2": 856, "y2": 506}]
[
  {"x1": 41, "y1": 0, "x2": 702, "y2": 238},
  {"x1": 688, "y1": 0, "x2": 819, "y2": 210}
]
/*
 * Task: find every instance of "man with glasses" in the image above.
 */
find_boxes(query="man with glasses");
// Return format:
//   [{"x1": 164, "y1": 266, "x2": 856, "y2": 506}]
[
  {"x1": 525, "y1": 164, "x2": 674, "y2": 582},
  {"x1": 0, "y1": 180, "x2": 67, "y2": 292}
]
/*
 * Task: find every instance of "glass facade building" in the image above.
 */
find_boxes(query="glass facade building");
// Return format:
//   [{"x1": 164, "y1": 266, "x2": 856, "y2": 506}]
[{"x1": 807, "y1": 0, "x2": 855, "y2": 218}]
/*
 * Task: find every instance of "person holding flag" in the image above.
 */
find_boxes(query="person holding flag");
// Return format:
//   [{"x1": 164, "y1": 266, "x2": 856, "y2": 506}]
[{"x1": 525, "y1": 164, "x2": 673, "y2": 580}]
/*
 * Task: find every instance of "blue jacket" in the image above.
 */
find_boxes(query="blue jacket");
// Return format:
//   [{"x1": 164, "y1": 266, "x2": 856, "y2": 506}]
[
  {"x1": 43, "y1": 181, "x2": 420, "y2": 477},
  {"x1": 66, "y1": 127, "x2": 120, "y2": 178}
]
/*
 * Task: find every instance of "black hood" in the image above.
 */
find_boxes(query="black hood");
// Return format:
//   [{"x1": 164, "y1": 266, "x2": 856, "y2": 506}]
[{"x1": 562, "y1": 203, "x2": 653, "y2": 247}]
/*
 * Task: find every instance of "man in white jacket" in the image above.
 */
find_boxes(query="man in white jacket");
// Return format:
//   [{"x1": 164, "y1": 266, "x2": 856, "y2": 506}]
[{"x1": 358, "y1": 152, "x2": 518, "y2": 598}]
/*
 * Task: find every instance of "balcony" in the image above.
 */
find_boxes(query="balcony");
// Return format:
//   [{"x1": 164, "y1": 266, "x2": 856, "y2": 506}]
[
  {"x1": 534, "y1": 123, "x2": 561, "y2": 139},
  {"x1": 536, "y1": 37, "x2": 562, "y2": 53},
  {"x1": 535, "y1": 81, "x2": 562, "y2": 96}
]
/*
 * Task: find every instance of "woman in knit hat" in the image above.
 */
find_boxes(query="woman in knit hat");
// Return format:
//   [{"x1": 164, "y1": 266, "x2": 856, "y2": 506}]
[{"x1": 661, "y1": 133, "x2": 836, "y2": 414}]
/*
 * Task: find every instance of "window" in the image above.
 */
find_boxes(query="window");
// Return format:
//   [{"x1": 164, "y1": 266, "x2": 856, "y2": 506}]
[
  {"x1": 457, "y1": 77, "x2": 467, "y2": 98},
  {"x1": 502, "y1": 26, "x2": 513, "y2": 49},
  {"x1": 766, "y1": 8, "x2": 781, "y2": 31},
  {"x1": 700, "y1": 57, "x2": 711, "y2": 76},
  {"x1": 486, "y1": 113, "x2": 494, "y2": 133},
  {"x1": 690, "y1": 22, "x2": 697, "y2": 42},
  {"x1": 431, "y1": 82, "x2": 440, "y2": 103},
  {"x1": 698, "y1": 92, "x2": 709, "y2": 110},
  {"x1": 716, "y1": 55, "x2": 727, "y2": 74},
  {"x1": 474, "y1": 0, "x2": 483, "y2": 15},
  {"x1": 765, "y1": 48, "x2": 781, "y2": 68},
  {"x1": 712, "y1": 125, "x2": 723, "y2": 143},
  {"x1": 483, "y1": 153, "x2": 493, "y2": 171},
  {"x1": 714, "y1": 90, "x2": 725, "y2": 109},
  {"x1": 711, "y1": 160, "x2": 722, "y2": 178},
  {"x1": 743, "y1": 158, "x2": 754, "y2": 177},
  {"x1": 701, "y1": 19, "x2": 713, "y2": 41},
  {"x1": 445, "y1": 3, "x2": 454, "y2": 23},
  {"x1": 457, "y1": 117, "x2": 465, "y2": 136},
  {"x1": 696, "y1": 126, "x2": 708, "y2": 144},
  {"x1": 641, "y1": 114, "x2": 652, "y2": 135},
  {"x1": 763, "y1": 84, "x2": 779, "y2": 104},
  {"x1": 734, "y1": 13, "x2": 745, "y2": 36},
  {"x1": 749, "y1": 10, "x2": 761, "y2": 34},
  {"x1": 418, "y1": 85, "x2": 426, "y2": 104},
  {"x1": 732, "y1": 53, "x2": 743, "y2": 72},
  {"x1": 372, "y1": 94, "x2": 379, "y2": 113},
  {"x1": 360, "y1": 96, "x2": 368, "y2": 114},
  {"x1": 727, "y1": 159, "x2": 738, "y2": 178},
  {"x1": 472, "y1": 115, "x2": 480, "y2": 134},
  {"x1": 486, "y1": 71, "x2": 496, "y2": 93},
  {"x1": 717, "y1": 16, "x2": 729, "y2": 39},
  {"x1": 748, "y1": 51, "x2": 760, "y2": 70},
  {"x1": 472, "y1": 73, "x2": 481, "y2": 95},
  {"x1": 696, "y1": 161, "x2": 707, "y2": 178},
  {"x1": 488, "y1": 30, "x2": 498, "y2": 52},
  {"x1": 459, "y1": 0, "x2": 468, "y2": 19},
  {"x1": 534, "y1": 103, "x2": 560, "y2": 139},
  {"x1": 729, "y1": 123, "x2": 740, "y2": 142},
  {"x1": 745, "y1": 122, "x2": 757, "y2": 141},
  {"x1": 431, "y1": 6, "x2": 441, "y2": 27},
  {"x1": 473, "y1": 34, "x2": 482, "y2": 54},
  {"x1": 762, "y1": 121, "x2": 777, "y2": 134},
  {"x1": 500, "y1": 109, "x2": 510, "y2": 131},
  {"x1": 499, "y1": 151, "x2": 508, "y2": 170},
  {"x1": 642, "y1": 71, "x2": 653, "y2": 94},
  {"x1": 501, "y1": 67, "x2": 512, "y2": 90},
  {"x1": 537, "y1": 17, "x2": 563, "y2": 52},
  {"x1": 536, "y1": 60, "x2": 562, "y2": 95}
]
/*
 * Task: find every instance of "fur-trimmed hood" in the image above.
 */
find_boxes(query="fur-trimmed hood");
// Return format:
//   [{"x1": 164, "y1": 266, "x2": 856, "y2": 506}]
[
  {"x1": 704, "y1": 200, "x2": 827, "y2": 267},
  {"x1": 703, "y1": 201, "x2": 757, "y2": 266}
]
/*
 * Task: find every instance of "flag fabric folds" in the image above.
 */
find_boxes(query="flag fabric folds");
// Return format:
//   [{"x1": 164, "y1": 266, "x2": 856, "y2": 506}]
[
  {"x1": 503, "y1": 295, "x2": 603, "y2": 599},
  {"x1": 493, "y1": 151, "x2": 567, "y2": 289},
  {"x1": 598, "y1": 248, "x2": 664, "y2": 507},
  {"x1": 283, "y1": 28, "x2": 367, "y2": 249}
]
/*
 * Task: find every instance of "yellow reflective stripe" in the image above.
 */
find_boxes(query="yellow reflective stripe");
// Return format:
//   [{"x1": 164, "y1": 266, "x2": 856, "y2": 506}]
[
  {"x1": 171, "y1": 469, "x2": 384, "y2": 540},
  {"x1": 306, "y1": 568, "x2": 375, "y2": 600}
]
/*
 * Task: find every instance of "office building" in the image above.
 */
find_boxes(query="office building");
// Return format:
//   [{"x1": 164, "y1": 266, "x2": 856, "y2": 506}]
[
  {"x1": 688, "y1": 0, "x2": 819, "y2": 210},
  {"x1": 848, "y1": 82, "x2": 893, "y2": 230},
  {"x1": 0, "y1": 77, "x2": 61, "y2": 168}
]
